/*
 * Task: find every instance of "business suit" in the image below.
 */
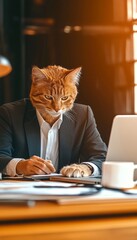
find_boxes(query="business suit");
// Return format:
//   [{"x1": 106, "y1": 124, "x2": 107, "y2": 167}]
[{"x1": 0, "y1": 98, "x2": 107, "y2": 172}]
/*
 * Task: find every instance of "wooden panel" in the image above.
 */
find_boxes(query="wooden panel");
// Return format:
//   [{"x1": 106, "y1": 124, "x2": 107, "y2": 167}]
[
  {"x1": 1, "y1": 200, "x2": 137, "y2": 221},
  {"x1": 1, "y1": 216, "x2": 137, "y2": 240}
]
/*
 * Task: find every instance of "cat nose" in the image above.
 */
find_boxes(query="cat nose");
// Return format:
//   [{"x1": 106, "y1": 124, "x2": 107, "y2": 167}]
[
  {"x1": 54, "y1": 104, "x2": 60, "y2": 112},
  {"x1": 53, "y1": 100, "x2": 62, "y2": 112}
]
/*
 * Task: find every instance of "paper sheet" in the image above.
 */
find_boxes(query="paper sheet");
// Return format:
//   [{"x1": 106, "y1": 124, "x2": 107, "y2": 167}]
[
  {"x1": 1, "y1": 181, "x2": 137, "y2": 204},
  {"x1": 57, "y1": 188, "x2": 137, "y2": 204},
  {"x1": 0, "y1": 181, "x2": 77, "y2": 189}
]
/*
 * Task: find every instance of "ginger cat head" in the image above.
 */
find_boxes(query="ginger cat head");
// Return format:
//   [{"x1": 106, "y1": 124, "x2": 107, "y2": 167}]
[{"x1": 30, "y1": 65, "x2": 81, "y2": 124}]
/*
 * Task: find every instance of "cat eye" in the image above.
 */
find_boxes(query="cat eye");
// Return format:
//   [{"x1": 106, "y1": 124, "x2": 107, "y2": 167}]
[
  {"x1": 45, "y1": 95, "x2": 53, "y2": 100},
  {"x1": 61, "y1": 96, "x2": 68, "y2": 101}
]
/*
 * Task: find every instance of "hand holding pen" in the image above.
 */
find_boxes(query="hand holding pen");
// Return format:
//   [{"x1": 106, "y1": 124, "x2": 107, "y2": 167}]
[{"x1": 16, "y1": 155, "x2": 56, "y2": 175}]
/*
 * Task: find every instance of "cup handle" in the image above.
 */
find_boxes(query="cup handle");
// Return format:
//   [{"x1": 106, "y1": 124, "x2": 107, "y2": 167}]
[
  {"x1": 134, "y1": 165, "x2": 137, "y2": 169},
  {"x1": 134, "y1": 180, "x2": 137, "y2": 185},
  {"x1": 133, "y1": 165, "x2": 137, "y2": 185}
]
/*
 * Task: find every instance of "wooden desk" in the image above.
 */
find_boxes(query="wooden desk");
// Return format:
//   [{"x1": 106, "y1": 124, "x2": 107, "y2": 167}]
[{"x1": 1, "y1": 180, "x2": 137, "y2": 240}]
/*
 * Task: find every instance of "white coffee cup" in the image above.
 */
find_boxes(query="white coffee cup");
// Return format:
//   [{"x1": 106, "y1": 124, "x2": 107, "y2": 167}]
[{"x1": 101, "y1": 162, "x2": 137, "y2": 189}]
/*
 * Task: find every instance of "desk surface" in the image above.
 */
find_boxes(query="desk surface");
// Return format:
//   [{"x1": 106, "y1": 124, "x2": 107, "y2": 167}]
[{"x1": 0, "y1": 179, "x2": 137, "y2": 222}]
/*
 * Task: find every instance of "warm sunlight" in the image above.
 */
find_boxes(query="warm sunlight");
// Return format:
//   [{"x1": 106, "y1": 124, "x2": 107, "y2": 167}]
[
  {"x1": 129, "y1": 0, "x2": 137, "y2": 112},
  {"x1": 133, "y1": 0, "x2": 137, "y2": 19}
]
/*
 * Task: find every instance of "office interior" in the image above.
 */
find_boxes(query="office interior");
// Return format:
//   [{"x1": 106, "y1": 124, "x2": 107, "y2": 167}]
[
  {"x1": 1, "y1": 2, "x2": 137, "y2": 239},
  {"x1": 0, "y1": 0, "x2": 137, "y2": 145}
]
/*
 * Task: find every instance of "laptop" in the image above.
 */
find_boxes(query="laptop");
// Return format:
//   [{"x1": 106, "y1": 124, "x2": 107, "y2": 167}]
[
  {"x1": 49, "y1": 175, "x2": 102, "y2": 185},
  {"x1": 106, "y1": 115, "x2": 137, "y2": 163}
]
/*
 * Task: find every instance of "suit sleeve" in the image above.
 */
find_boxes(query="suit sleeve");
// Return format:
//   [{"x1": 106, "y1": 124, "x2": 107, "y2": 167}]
[
  {"x1": 0, "y1": 105, "x2": 14, "y2": 171},
  {"x1": 79, "y1": 105, "x2": 107, "y2": 173}
]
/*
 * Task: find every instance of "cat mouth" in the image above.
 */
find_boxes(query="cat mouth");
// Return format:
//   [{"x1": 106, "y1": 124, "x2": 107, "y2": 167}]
[
  {"x1": 50, "y1": 112, "x2": 61, "y2": 117},
  {"x1": 46, "y1": 110, "x2": 62, "y2": 117}
]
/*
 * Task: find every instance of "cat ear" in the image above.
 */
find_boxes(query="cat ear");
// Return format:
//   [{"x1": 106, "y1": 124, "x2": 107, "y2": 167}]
[
  {"x1": 66, "y1": 67, "x2": 82, "y2": 85},
  {"x1": 32, "y1": 66, "x2": 46, "y2": 82}
]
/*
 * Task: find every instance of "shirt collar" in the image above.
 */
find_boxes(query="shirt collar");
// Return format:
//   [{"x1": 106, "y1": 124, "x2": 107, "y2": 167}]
[{"x1": 36, "y1": 110, "x2": 63, "y2": 130}]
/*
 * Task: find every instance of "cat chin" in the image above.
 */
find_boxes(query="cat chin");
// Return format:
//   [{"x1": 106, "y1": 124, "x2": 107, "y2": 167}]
[
  {"x1": 45, "y1": 110, "x2": 63, "y2": 117},
  {"x1": 50, "y1": 113, "x2": 61, "y2": 117}
]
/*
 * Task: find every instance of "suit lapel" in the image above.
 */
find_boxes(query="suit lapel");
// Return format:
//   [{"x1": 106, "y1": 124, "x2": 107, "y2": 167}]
[
  {"x1": 24, "y1": 103, "x2": 40, "y2": 157},
  {"x1": 58, "y1": 111, "x2": 76, "y2": 170}
]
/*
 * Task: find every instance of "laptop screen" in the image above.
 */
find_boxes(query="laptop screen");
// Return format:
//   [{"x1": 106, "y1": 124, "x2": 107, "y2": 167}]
[{"x1": 106, "y1": 115, "x2": 137, "y2": 164}]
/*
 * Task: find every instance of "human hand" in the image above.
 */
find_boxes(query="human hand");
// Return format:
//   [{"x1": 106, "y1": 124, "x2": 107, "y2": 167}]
[
  {"x1": 60, "y1": 164, "x2": 92, "y2": 178},
  {"x1": 16, "y1": 155, "x2": 56, "y2": 175}
]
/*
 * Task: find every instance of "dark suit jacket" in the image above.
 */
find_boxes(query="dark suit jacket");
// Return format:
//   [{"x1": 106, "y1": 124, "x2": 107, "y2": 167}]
[{"x1": 0, "y1": 98, "x2": 107, "y2": 172}]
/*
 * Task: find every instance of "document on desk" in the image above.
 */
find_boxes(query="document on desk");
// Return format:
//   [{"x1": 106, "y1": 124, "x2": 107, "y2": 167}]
[
  {"x1": 1, "y1": 180, "x2": 137, "y2": 203},
  {"x1": 0, "y1": 180, "x2": 77, "y2": 189},
  {"x1": 0, "y1": 181, "x2": 88, "y2": 204},
  {"x1": 56, "y1": 188, "x2": 137, "y2": 205},
  {"x1": 0, "y1": 185, "x2": 98, "y2": 201}
]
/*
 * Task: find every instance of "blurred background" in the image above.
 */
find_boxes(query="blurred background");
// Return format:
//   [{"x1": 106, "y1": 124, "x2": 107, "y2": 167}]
[{"x1": 0, "y1": 0, "x2": 137, "y2": 144}]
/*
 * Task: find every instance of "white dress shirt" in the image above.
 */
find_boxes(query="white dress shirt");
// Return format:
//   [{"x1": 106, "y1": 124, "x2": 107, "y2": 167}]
[
  {"x1": 4, "y1": 110, "x2": 100, "y2": 176},
  {"x1": 37, "y1": 110, "x2": 62, "y2": 169}
]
